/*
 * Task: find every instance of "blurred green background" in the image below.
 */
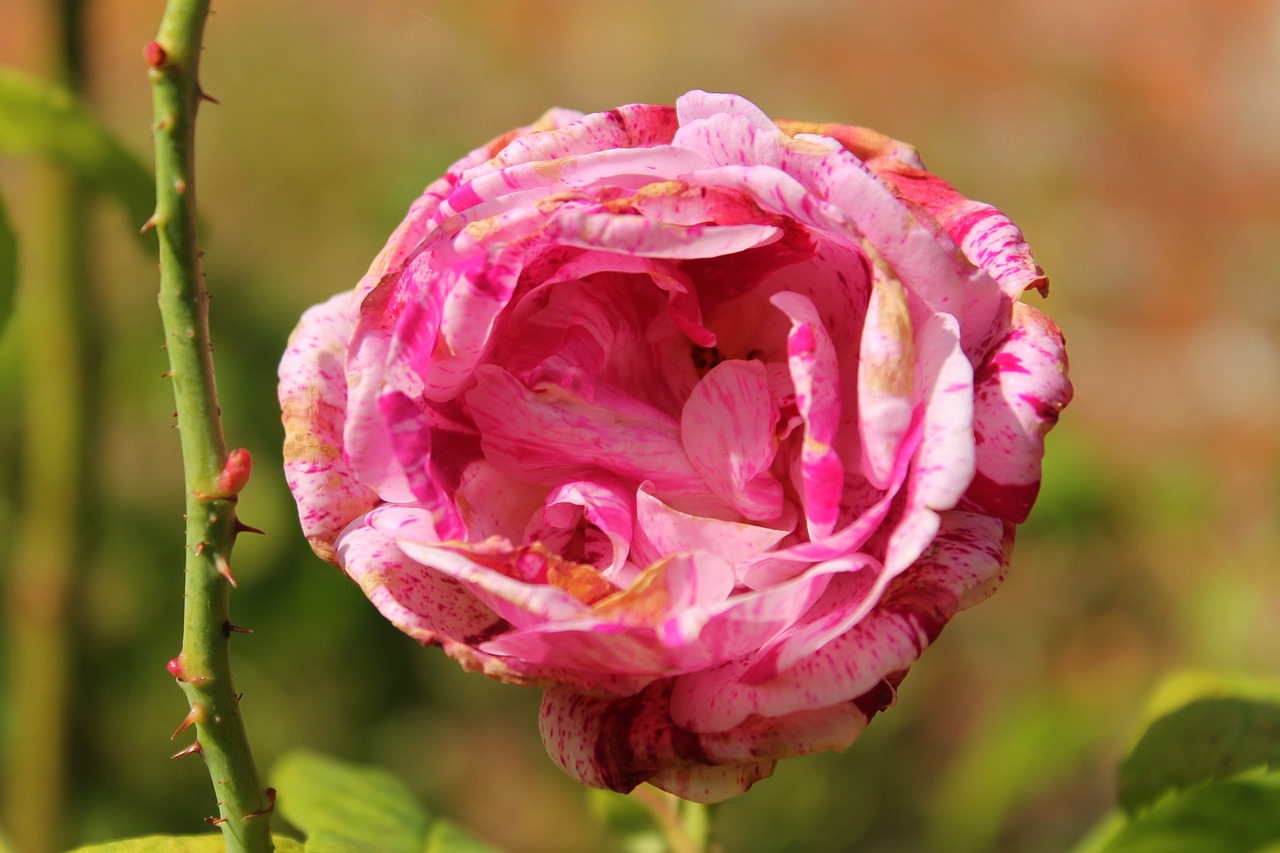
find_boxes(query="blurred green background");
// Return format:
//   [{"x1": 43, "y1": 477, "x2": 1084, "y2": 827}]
[{"x1": 1, "y1": 1, "x2": 1278, "y2": 851}]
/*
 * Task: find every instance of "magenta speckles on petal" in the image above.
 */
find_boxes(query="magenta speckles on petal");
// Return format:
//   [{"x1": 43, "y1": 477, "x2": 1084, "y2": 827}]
[{"x1": 279, "y1": 90, "x2": 1071, "y2": 803}]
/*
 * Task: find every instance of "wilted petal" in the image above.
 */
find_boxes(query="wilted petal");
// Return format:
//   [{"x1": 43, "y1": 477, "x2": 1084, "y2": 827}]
[
  {"x1": 857, "y1": 257, "x2": 917, "y2": 490},
  {"x1": 279, "y1": 292, "x2": 379, "y2": 563}
]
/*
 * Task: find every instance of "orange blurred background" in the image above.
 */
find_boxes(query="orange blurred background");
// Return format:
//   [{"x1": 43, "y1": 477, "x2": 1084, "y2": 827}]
[{"x1": 1, "y1": 1, "x2": 1278, "y2": 851}]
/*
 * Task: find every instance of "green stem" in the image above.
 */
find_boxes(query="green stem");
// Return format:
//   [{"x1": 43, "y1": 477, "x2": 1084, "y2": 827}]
[
  {"x1": 147, "y1": 2, "x2": 273, "y2": 849},
  {"x1": 2, "y1": 2, "x2": 85, "y2": 851}
]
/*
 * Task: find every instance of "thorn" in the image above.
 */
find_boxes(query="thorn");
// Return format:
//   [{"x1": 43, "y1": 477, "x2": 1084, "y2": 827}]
[
  {"x1": 199, "y1": 88, "x2": 221, "y2": 105},
  {"x1": 194, "y1": 541, "x2": 207, "y2": 556},
  {"x1": 223, "y1": 620, "x2": 253, "y2": 636},
  {"x1": 160, "y1": 370, "x2": 172, "y2": 379},
  {"x1": 171, "y1": 740, "x2": 204, "y2": 760},
  {"x1": 144, "y1": 40, "x2": 167, "y2": 69},
  {"x1": 140, "y1": 214, "x2": 158, "y2": 234},
  {"x1": 171, "y1": 705, "x2": 203, "y2": 739},
  {"x1": 236, "y1": 692, "x2": 244, "y2": 702},
  {"x1": 205, "y1": 816, "x2": 227, "y2": 826},
  {"x1": 166, "y1": 656, "x2": 184, "y2": 678},
  {"x1": 214, "y1": 554, "x2": 237, "y2": 587},
  {"x1": 175, "y1": 178, "x2": 187, "y2": 195},
  {"x1": 233, "y1": 518, "x2": 266, "y2": 537}
]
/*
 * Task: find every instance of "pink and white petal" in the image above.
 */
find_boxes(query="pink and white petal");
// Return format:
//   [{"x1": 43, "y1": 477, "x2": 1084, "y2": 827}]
[
  {"x1": 770, "y1": 291, "x2": 845, "y2": 538},
  {"x1": 546, "y1": 208, "x2": 782, "y2": 260},
  {"x1": 870, "y1": 161, "x2": 1049, "y2": 298},
  {"x1": 670, "y1": 511, "x2": 1005, "y2": 733},
  {"x1": 530, "y1": 478, "x2": 636, "y2": 578},
  {"x1": 857, "y1": 258, "x2": 917, "y2": 490},
  {"x1": 680, "y1": 360, "x2": 785, "y2": 522},
  {"x1": 540, "y1": 251, "x2": 714, "y2": 349},
  {"x1": 466, "y1": 365, "x2": 711, "y2": 501},
  {"x1": 907, "y1": 312, "x2": 976, "y2": 518},
  {"x1": 965, "y1": 302, "x2": 1072, "y2": 523},
  {"x1": 773, "y1": 120, "x2": 926, "y2": 171},
  {"x1": 335, "y1": 510, "x2": 499, "y2": 645},
  {"x1": 370, "y1": 506, "x2": 590, "y2": 628},
  {"x1": 478, "y1": 104, "x2": 679, "y2": 176},
  {"x1": 455, "y1": 460, "x2": 548, "y2": 543},
  {"x1": 279, "y1": 291, "x2": 379, "y2": 563},
  {"x1": 632, "y1": 485, "x2": 793, "y2": 576}
]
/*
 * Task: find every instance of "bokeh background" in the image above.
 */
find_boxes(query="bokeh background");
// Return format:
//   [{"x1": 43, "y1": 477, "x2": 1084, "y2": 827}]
[{"x1": 1, "y1": 0, "x2": 1278, "y2": 850}]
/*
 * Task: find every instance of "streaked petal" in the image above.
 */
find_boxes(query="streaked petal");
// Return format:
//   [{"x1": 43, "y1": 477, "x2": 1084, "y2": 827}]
[
  {"x1": 770, "y1": 291, "x2": 845, "y2": 538},
  {"x1": 279, "y1": 291, "x2": 378, "y2": 563},
  {"x1": 680, "y1": 360, "x2": 785, "y2": 522},
  {"x1": 965, "y1": 302, "x2": 1072, "y2": 522}
]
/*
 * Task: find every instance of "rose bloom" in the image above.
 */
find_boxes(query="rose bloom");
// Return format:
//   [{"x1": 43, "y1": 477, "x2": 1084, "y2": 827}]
[{"x1": 280, "y1": 91, "x2": 1071, "y2": 803}]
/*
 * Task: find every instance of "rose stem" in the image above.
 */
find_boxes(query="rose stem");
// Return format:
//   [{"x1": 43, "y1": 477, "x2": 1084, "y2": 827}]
[
  {"x1": 1, "y1": 0, "x2": 86, "y2": 849},
  {"x1": 147, "y1": 1, "x2": 274, "y2": 848}
]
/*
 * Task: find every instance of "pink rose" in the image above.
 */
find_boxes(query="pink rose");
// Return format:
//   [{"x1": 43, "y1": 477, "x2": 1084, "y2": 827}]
[{"x1": 280, "y1": 91, "x2": 1071, "y2": 802}]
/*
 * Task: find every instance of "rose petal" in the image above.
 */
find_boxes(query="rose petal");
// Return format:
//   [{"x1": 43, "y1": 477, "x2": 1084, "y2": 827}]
[
  {"x1": 965, "y1": 301, "x2": 1072, "y2": 522},
  {"x1": 466, "y1": 364, "x2": 713, "y2": 502},
  {"x1": 670, "y1": 511, "x2": 1006, "y2": 732},
  {"x1": 770, "y1": 291, "x2": 845, "y2": 538},
  {"x1": 279, "y1": 291, "x2": 380, "y2": 563},
  {"x1": 680, "y1": 360, "x2": 786, "y2": 522}
]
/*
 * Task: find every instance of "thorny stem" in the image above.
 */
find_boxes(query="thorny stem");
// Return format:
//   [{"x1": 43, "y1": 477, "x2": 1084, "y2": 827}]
[{"x1": 147, "y1": 2, "x2": 273, "y2": 849}]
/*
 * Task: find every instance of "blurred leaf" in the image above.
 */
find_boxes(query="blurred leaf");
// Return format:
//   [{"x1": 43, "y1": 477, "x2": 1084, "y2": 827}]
[
  {"x1": 271, "y1": 750, "x2": 430, "y2": 853},
  {"x1": 303, "y1": 829, "x2": 379, "y2": 853},
  {"x1": 1118, "y1": 697, "x2": 1280, "y2": 815},
  {"x1": 423, "y1": 818, "x2": 503, "y2": 853},
  {"x1": 68, "y1": 835, "x2": 305, "y2": 852},
  {"x1": 1142, "y1": 672, "x2": 1280, "y2": 725},
  {"x1": 1095, "y1": 772, "x2": 1280, "y2": 853},
  {"x1": 0, "y1": 190, "x2": 14, "y2": 339},
  {"x1": 0, "y1": 67, "x2": 153, "y2": 227},
  {"x1": 929, "y1": 695, "x2": 1104, "y2": 852},
  {"x1": 587, "y1": 789, "x2": 666, "y2": 853}
]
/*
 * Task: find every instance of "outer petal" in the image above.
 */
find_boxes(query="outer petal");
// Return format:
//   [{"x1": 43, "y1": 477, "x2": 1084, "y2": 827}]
[
  {"x1": 869, "y1": 160, "x2": 1049, "y2": 299},
  {"x1": 279, "y1": 292, "x2": 378, "y2": 563},
  {"x1": 539, "y1": 677, "x2": 886, "y2": 802},
  {"x1": 964, "y1": 301, "x2": 1072, "y2": 522}
]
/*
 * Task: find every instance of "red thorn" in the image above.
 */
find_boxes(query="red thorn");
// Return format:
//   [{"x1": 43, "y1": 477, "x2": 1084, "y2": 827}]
[
  {"x1": 223, "y1": 621, "x2": 253, "y2": 636},
  {"x1": 245, "y1": 788, "x2": 277, "y2": 819},
  {"x1": 160, "y1": 370, "x2": 172, "y2": 379},
  {"x1": 140, "y1": 215, "x2": 158, "y2": 234},
  {"x1": 198, "y1": 88, "x2": 221, "y2": 105},
  {"x1": 166, "y1": 655, "x2": 185, "y2": 678},
  {"x1": 217, "y1": 448, "x2": 253, "y2": 497},
  {"x1": 194, "y1": 541, "x2": 207, "y2": 556},
  {"x1": 144, "y1": 40, "x2": 167, "y2": 69},
  {"x1": 171, "y1": 706, "x2": 202, "y2": 740},
  {"x1": 205, "y1": 816, "x2": 227, "y2": 826},
  {"x1": 215, "y1": 554, "x2": 237, "y2": 587},
  {"x1": 233, "y1": 518, "x2": 266, "y2": 537},
  {"x1": 171, "y1": 741, "x2": 203, "y2": 760}
]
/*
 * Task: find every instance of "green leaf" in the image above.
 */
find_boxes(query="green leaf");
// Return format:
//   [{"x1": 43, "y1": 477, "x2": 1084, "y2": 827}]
[
  {"x1": 423, "y1": 818, "x2": 503, "y2": 853},
  {"x1": 1097, "y1": 772, "x2": 1280, "y2": 853},
  {"x1": 1118, "y1": 697, "x2": 1280, "y2": 814},
  {"x1": 68, "y1": 835, "x2": 304, "y2": 852},
  {"x1": 303, "y1": 829, "x2": 380, "y2": 853},
  {"x1": 270, "y1": 750, "x2": 430, "y2": 853},
  {"x1": 0, "y1": 67, "x2": 153, "y2": 227},
  {"x1": 0, "y1": 190, "x2": 14, "y2": 338}
]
